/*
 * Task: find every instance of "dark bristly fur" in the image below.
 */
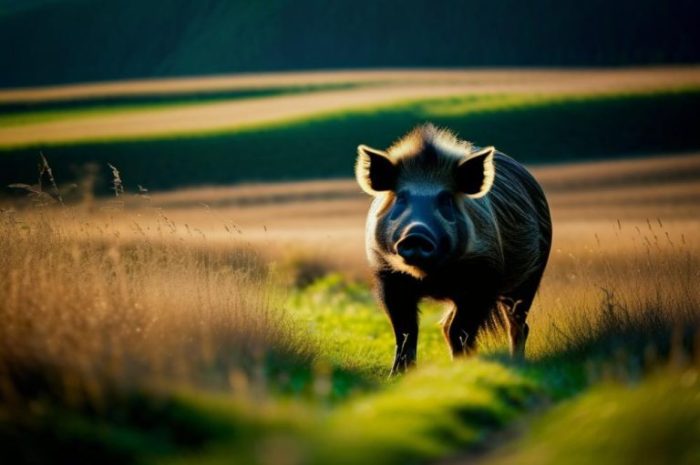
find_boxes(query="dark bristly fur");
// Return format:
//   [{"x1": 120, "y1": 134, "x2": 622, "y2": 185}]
[{"x1": 356, "y1": 124, "x2": 552, "y2": 375}]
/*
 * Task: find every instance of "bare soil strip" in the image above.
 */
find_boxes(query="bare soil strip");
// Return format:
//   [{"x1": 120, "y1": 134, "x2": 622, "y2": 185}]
[{"x1": 3, "y1": 67, "x2": 698, "y2": 103}]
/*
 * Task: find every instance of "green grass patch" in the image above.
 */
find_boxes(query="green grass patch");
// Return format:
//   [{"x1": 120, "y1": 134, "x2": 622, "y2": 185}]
[
  {"x1": 0, "y1": 362, "x2": 540, "y2": 465},
  {"x1": 484, "y1": 368, "x2": 700, "y2": 465},
  {"x1": 287, "y1": 273, "x2": 452, "y2": 380},
  {"x1": 311, "y1": 360, "x2": 539, "y2": 465}
]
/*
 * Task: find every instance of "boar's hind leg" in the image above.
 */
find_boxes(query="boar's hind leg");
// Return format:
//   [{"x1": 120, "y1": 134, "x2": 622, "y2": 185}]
[
  {"x1": 501, "y1": 274, "x2": 542, "y2": 359},
  {"x1": 378, "y1": 273, "x2": 420, "y2": 376},
  {"x1": 499, "y1": 298, "x2": 530, "y2": 359},
  {"x1": 443, "y1": 296, "x2": 494, "y2": 358}
]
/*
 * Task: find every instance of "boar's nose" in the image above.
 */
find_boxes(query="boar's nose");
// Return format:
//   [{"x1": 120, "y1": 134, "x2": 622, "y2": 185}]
[{"x1": 396, "y1": 227, "x2": 438, "y2": 265}]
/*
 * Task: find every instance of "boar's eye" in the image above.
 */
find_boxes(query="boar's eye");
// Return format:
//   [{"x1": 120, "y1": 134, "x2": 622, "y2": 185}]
[
  {"x1": 437, "y1": 191, "x2": 456, "y2": 222},
  {"x1": 389, "y1": 191, "x2": 409, "y2": 220}
]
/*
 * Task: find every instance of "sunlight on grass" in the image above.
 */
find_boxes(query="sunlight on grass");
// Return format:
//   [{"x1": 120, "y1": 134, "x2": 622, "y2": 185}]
[
  {"x1": 156, "y1": 359, "x2": 540, "y2": 465},
  {"x1": 1, "y1": 156, "x2": 698, "y2": 464},
  {"x1": 416, "y1": 86, "x2": 699, "y2": 118},
  {"x1": 418, "y1": 93, "x2": 554, "y2": 117},
  {"x1": 287, "y1": 273, "x2": 454, "y2": 379},
  {"x1": 0, "y1": 208, "x2": 544, "y2": 465},
  {"x1": 311, "y1": 360, "x2": 539, "y2": 465},
  {"x1": 0, "y1": 82, "x2": 368, "y2": 128},
  {"x1": 485, "y1": 368, "x2": 700, "y2": 465},
  {"x1": 0, "y1": 209, "x2": 309, "y2": 400},
  {"x1": 527, "y1": 218, "x2": 699, "y2": 362},
  {"x1": 2, "y1": 84, "x2": 698, "y2": 149}
]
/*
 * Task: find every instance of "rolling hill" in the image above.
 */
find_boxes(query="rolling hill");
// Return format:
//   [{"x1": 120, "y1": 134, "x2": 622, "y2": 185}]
[{"x1": 2, "y1": 0, "x2": 700, "y2": 87}]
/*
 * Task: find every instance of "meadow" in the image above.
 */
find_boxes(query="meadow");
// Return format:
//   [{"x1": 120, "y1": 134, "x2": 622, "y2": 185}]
[
  {"x1": 1, "y1": 150, "x2": 699, "y2": 464},
  {"x1": 1, "y1": 69, "x2": 699, "y2": 464}
]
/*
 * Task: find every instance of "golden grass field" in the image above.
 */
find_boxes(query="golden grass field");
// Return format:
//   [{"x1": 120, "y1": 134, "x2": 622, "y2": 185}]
[
  {"x1": 103, "y1": 151, "x2": 700, "y2": 281},
  {"x1": 3, "y1": 151, "x2": 698, "y2": 361}
]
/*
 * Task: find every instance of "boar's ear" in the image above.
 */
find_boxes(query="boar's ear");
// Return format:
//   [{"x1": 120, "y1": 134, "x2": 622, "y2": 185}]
[
  {"x1": 356, "y1": 144, "x2": 397, "y2": 195},
  {"x1": 457, "y1": 146, "x2": 495, "y2": 198}
]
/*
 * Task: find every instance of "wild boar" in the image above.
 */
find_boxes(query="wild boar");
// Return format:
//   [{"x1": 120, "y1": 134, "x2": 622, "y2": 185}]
[{"x1": 355, "y1": 124, "x2": 552, "y2": 375}]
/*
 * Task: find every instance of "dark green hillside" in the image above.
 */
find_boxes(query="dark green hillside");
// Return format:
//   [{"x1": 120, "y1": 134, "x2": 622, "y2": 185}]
[{"x1": 1, "y1": 0, "x2": 699, "y2": 87}]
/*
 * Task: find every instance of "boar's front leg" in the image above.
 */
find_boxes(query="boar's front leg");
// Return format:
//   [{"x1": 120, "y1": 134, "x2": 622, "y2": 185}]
[
  {"x1": 443, "y1": 294, "x2": 495, "y2": 358},
  {"x1": 377, "y1": 272, "x2": 420, "y2": 376}
]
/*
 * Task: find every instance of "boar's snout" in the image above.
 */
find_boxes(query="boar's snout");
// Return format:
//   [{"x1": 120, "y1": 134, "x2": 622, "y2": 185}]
[{"x1": 396, "y1": 225, "x2": 439, "y2": 267}]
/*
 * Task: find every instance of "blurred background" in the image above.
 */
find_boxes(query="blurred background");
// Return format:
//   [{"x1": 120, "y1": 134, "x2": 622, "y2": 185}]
[
  {"x1": 3, "y1": 0, "x2": 700, "y2": 85},
  {"x1": 1, "y1": 0, "x2": 700, "y2": 187},
  {"x1": 2, "y1": 0, "x2": 699, "y2": 271},
  {"x1": 1, "y1": 2, "x2": 699, "y2": 465}
]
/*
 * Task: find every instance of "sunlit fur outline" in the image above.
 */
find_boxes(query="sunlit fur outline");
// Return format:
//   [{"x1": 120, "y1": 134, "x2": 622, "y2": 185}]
[{"x1": 357, "y1": 123, "x2": 550, "y2": 293}]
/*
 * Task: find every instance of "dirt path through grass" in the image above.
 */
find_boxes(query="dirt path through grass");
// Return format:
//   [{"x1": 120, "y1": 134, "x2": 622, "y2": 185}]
[{"x1": 434, "y1": 409, "x2": 542, "y2": 465}]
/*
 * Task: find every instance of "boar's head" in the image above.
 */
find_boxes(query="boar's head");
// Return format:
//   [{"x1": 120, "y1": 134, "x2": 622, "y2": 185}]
[{"x1": 355, "y1": 125, "x2": 495, "y2": 278}]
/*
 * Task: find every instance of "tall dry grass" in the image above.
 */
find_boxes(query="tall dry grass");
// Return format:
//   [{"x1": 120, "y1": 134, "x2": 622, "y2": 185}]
[
  {"x1": 0, "y1": 207, "x2": 304, "y2": 412},
  {"x1": 518, "y1": 218, "x2": 700, "y2": 368}
]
